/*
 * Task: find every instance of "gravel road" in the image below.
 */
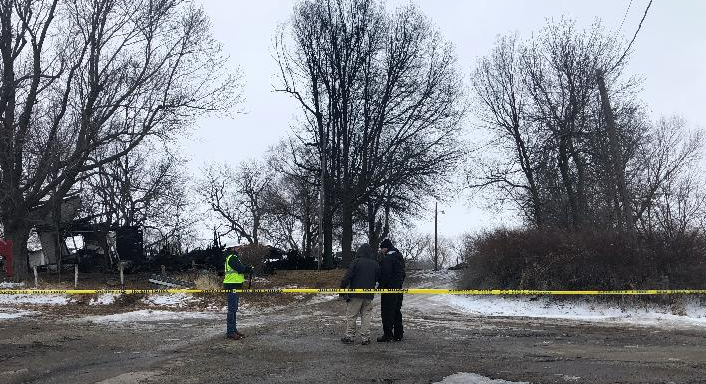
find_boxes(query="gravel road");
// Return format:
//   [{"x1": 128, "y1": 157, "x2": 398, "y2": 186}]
[{"x1": 3, "y1": 276, "x2": 706, "y2": 383}]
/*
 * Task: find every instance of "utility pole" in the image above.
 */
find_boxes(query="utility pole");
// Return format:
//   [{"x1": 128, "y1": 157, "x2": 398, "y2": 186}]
[{"x1": 434, "y1": 202, "x2": 438, "y2": 272}]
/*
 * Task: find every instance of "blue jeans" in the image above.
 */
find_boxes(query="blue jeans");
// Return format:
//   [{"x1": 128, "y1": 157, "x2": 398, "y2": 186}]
[{"x1": 226, "y1": 291, "x2": 239, "y2": 335}]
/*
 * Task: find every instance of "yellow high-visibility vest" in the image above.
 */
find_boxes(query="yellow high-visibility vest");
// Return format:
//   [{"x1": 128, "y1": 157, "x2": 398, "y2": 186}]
[{"x1": 224, "y1": 254, "x2": 246, "y2": 284}]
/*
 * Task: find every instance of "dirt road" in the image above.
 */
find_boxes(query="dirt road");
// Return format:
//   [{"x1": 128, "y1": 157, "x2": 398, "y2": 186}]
[{"x1": 3, "y1": 275, "x2": 706, "y2": 383}]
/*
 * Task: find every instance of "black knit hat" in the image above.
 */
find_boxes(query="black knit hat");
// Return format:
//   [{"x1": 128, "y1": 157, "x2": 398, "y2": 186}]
[{"x1": 380, "y1": 238, "x2": 393, "y2": 249}]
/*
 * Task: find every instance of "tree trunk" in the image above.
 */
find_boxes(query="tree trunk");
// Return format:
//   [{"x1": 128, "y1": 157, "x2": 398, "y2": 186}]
[
  {"x1": 366, "y1": 202, "x2": 379, "y2": 249},
  {"x1": 340, "y1": 198, "x2": 354, "y2": 268},
  {"x1": 596, "y1": 69, "x2": 633, "y2": 234},
  {"x1": 323, "y1": 212, "x2": 333, "y2": 268},
  {"x1": 5, "y1": 221, "x2": 31, "y2": 282},
  {"x1": 381, "y1": 204, "x2": 391, "y2": 243},
  {"x1": 558, "y1": 137, "x2": 579, "y2": 230},
  {"x1": 303, "y1": 204, "x2": 312, "y2": 258}
]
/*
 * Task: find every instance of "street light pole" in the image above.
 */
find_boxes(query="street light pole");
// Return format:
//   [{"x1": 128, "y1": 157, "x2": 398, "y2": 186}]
[{"x1": 434, "y1": 201, "x2": 438, "y2": 271}]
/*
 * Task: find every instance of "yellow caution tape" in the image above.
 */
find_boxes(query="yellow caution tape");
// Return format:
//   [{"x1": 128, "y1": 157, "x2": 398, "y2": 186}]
[{"x1": 0, "y1": 288, "x2": 705, "y2": 295}]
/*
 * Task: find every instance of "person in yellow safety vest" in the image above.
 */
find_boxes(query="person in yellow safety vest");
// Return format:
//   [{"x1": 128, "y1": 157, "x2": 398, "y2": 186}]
[{"x1": 224, "y1": 246, "x2": 253, "y2": 340}]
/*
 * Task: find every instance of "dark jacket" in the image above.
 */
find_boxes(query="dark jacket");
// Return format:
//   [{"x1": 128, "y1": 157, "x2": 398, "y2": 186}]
[
  {"x1": 223, "y1": 251, "x2": 253, "y2": 290},
  {"x1": 380, "y1": 247, "x2": 405, "y2": 289},
  {"x1": 340, "y1": 244, "x2": 381, "y2": 300}
]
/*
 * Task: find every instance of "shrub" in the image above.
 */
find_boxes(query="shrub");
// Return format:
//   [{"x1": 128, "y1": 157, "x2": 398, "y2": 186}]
[{"x1": 460, "y1": 228, "x2": 706, "y2": 290}]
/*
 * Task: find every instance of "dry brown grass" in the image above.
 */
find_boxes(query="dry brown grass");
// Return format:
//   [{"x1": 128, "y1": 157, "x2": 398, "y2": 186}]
[{"x1": 193, "y1": 272, "x2": 221, "y2": 290}]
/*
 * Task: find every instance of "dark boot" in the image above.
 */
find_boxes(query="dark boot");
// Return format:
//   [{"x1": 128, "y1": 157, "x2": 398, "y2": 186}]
[{"x1": 377, "y1": 335, "x2": 393, "y2": 342}]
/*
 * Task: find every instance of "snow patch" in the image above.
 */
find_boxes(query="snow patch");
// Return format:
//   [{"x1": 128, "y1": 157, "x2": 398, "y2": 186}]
[
  {"x1": 0, "y1": 309, "x2": 37, "y2": 320},
  {"x1": 84, "y1": 310, "x2": 218, "y2": 324},
  {"x1": 0, "y1": 281, "x2": 25, "y2": 289},
  {"x1": 434, "y1": 372, "x2": 528, "y2": 384},
  {"x1": 142, "y1": 293, "x2": 194, "y2": 307},
  {"x1": 307, "y1": 294, "x2": 338, "y2": 305},
  {"x1": 0, "y1": 294, "x2": 70, "y2": 305},
  {"x1": 91, "y1": 293, "x2": 119, "y2": 305},
  {"x1": 405, "y1": 269, "x2": 706, "y2": 329},
  {"x1": 420, "y1": 294, "x2": 706, "y2": 329}
]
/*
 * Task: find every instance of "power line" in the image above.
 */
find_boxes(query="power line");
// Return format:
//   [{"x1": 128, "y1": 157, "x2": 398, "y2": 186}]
[
  {"x1": 615, "y1": 0, "x2": 634, "y2": 38},
  {"x1": 610, "y1": 0, "x2": 653, "y2": 73}
]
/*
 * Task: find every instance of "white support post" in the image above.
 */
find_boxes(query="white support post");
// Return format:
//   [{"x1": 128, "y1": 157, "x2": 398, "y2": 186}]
[{"x1": 119, "y1": 263, "x2": 124, "y2": 288}]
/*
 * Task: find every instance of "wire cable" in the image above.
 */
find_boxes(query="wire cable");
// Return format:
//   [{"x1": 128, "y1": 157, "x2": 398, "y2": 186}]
[{"x1": 610, "y1": 0, "x2": 653, "y2": 73}]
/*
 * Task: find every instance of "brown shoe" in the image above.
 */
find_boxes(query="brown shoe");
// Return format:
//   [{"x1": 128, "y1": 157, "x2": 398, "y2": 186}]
[
  {"x1": 226, "y1": 333, "x2": 243, "y2": 340},
  {"x1": 236, "y1": 331, "x2": 246, "y2": 338}
]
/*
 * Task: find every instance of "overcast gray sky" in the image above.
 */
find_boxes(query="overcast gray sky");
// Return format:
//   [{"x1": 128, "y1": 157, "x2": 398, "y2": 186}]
[{"x1": 179, "y1": 0, "x2": 706, "y2": 240}]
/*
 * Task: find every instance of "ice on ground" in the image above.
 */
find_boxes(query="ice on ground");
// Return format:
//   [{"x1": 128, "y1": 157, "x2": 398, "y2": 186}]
[
  {"x1": 0, "y1": 309, "x2": 37, "y2": 320},
  {"x1": 0, "y1": 281, "x2": 25, "y2": 289},
  {"x1": 0, "y1": 294, "x2": 71, "y2": 305},
  {"x1": 84, "y1": 310, "x2": 218, "y2": 324},
  {"x1": 142, "y1": 293, "x2": 194, "y2": 307},
  {"x1": 434, "y1": 372, "x2": 528, "y2": 384}
]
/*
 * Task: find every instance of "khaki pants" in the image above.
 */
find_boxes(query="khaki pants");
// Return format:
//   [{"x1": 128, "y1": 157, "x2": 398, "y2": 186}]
[{"x1": 344, "y1": 297, "x2": 373, "y2": 340}]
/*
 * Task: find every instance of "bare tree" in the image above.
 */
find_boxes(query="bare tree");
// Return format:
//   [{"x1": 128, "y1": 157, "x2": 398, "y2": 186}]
[
  {"x1": 199, "y1": 160, "x2": 273, "y2": 245},
  {"x1": 266, "y1": 139, "x2": 323, "y2": 256},
  {"x1": 79, "y1": 142, "x2": 199, "y2": 252},
  {"x1": 0, "y1": 0, "x2": 238, "y2": 280},
  {"x1": 276, "y1": 0, "x2": 464, "y2": 266},
  {"x1": 393, "y1": 229, "x2": 430, "y2": 269},
  {"x1": 470, "y1": 34, "x2": 542, "y2": 226},
  {"x1": 632, "y1": 116, "x2": 704, "y2": 235},
  {"x1": 468, "y1": 18, "x2": 654, "y2": 233},
  {"x1": 81, "y1": 143, "x2": 181, "y2": 226},
  {"x1": 469, "y1": 18, "x2": 706, "y2": 243}
]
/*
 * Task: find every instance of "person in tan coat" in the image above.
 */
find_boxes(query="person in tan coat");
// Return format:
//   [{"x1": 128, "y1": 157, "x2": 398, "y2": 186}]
[{"x1": 340, "y1": 243, "x2": 380, "y2": 345}]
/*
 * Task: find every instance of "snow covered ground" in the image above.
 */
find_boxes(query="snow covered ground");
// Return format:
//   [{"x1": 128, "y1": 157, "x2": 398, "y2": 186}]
[
  {"x1": 0, "y1": 309, "x2": 37, "y2": 320},
  {"x1": 429, "y1": 294, "x2": 706, "y2": 328},
  {"x1": 0, "y1": 293, "x2": 71, "y2": 305},
  {"x1": 142, "y1": 293, "x2": 196, "y2": 307},
  {"x1": 405, "y1": 270, "x2": 706, "y2": 329},
  {"x1": 83, "y1": 310, "x2": 219, "y2": 324},
  {"x1": 0, "y1": 282, "x2": 24, "y2": 289}
]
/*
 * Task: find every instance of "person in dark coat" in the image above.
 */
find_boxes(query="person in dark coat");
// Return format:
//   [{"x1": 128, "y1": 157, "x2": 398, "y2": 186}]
[
  {"x1": 340, "y1": 243, "x2": 380, "y2": 345},
  {"x1": 377, "y1": 238, "x2": 406, "y2": 342}
]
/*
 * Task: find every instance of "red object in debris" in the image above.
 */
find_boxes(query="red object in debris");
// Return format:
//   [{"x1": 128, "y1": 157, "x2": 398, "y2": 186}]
[{"x1": 0, "y1": 239, "x2": 13, "y2": 277}]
